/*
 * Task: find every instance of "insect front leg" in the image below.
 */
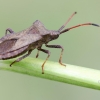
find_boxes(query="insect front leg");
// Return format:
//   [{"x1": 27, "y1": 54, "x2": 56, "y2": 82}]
[
  {"x1": 10, "y1": 50, "x2": 32, "y2": 66},
  {"x1": 45, "y1": 44, "x2": 66, "y2": 66},
  {"x1": 5, "y1": 28, "x2": 14, "y2": 35},
  {"x1": 37, "y1": 47, "x2": 50, "y2": 74}
]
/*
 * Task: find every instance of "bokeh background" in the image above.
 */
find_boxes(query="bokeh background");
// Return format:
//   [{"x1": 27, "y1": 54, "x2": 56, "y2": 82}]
[{"x1": 0, "y1": 0, "x2": 100, "y2": 100}]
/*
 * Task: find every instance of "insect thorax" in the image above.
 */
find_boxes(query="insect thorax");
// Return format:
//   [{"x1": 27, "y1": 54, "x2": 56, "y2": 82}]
[
  {"x1": 33, "y1": 20, "x2": 59, "y2": 41},
  {"x1": 33, "y1": 20, "x2": 48, "y2": 35}
]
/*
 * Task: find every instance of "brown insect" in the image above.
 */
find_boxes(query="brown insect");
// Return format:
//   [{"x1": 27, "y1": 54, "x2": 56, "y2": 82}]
[{"x1": 0, "y1": 12, "x2": 99, "y2": 74}]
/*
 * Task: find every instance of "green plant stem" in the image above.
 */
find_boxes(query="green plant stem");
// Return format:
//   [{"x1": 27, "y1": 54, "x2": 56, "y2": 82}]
[{"x1": 0, "y1": 57, "x2": 100, "y2": 90}]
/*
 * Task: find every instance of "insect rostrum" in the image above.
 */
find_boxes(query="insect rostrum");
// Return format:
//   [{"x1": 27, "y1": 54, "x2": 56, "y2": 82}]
[{"x1": 0, "y1": 12, "x2": 99, "y2": 74}]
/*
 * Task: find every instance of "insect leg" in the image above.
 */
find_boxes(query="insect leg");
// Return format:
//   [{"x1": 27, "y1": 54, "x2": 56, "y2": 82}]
[
  {"x1": 36, "y1": 46, "x2": 42, "y2": 58},
  {"x1": 5, "y1": 28, "x2": 14, "y2": 35},
  {"x1": 36, "y1": 50, "x2": 39, "y2": 58},
  {"x1": 10, "y1": 50, "x2": 32, "y2": 66},
  {"x1": 37, "y1": 48, "x2": 50, "y2": 74},
  {"x1": 45, "y1": 44, "x2": 66, "y2": 66}
]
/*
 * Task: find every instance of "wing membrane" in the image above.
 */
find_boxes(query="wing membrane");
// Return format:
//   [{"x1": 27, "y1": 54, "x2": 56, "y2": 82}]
[{"x1": 0, "y1": 39, "x2": 17, "y2": 54}]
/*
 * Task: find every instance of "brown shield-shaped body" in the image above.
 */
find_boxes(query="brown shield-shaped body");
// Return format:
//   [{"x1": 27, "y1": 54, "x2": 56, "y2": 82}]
[{"x1": 0, "y1": 20, "x2": 49, "y2": 60}]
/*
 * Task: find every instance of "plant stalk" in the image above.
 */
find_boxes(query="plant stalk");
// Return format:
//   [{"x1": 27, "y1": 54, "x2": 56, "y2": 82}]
[{"x1": 0, "y1": 57, "x2": 100, "y2": 90}]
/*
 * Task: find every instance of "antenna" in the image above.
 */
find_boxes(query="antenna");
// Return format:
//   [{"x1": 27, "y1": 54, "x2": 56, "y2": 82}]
[
  {"x1": 60, "y1": 23, "x2": 100, "y2": 34},
  {"x1": 58, "y1": 12, "x2": 77, "y2": 32}
]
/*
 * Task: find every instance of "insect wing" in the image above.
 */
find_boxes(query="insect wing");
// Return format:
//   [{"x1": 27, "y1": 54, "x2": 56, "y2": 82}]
[
  {"x1": 0, "y1": 31, "x2": 42, "y2": 54},
  {"x1": 11, "y1": 33, "x2": 42, "y2": 51}
]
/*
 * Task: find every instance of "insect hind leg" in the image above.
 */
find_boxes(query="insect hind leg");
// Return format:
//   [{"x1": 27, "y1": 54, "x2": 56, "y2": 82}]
[
  {"x1": 5, "y1": 28, "x2": 14, "y2": 35},
  {"x1": 10, "y1": 50, "x2": 32, "y2": 66}
]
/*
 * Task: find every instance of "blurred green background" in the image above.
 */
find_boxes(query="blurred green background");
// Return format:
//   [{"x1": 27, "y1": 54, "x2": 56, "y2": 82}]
[{"x1": 0, "y1": 0, "x2": 100, "y2": 100}]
